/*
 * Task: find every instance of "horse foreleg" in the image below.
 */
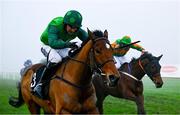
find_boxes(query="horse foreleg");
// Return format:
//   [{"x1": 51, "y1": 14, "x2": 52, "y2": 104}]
[
  {"x1": 63, "y1": 100, "x2": 82, "y2": 113},
  {"x1": 61, "y1": 109, "x2": 72, "y2": 114},
  {"x1": 82, "y1": 94, "x2": 99, "y2": 114},
  {"x1": 27, "y1": 100, "x2": 41, "y2": 114},
  {"x1": 55, "y1": 98, "x2": 81, "y2": 113},
  {"x1": 96, "y1": 95, "x2": 106, "y2": 114},
  {"x1": 135, "y1": 95, "x2": 146, "y2": 114}
]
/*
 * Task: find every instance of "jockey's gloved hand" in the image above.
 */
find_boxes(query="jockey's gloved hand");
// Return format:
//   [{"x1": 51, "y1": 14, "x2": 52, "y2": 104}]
[{"x1": 68, "y1": 42, "x2": 79, "y2": 49}]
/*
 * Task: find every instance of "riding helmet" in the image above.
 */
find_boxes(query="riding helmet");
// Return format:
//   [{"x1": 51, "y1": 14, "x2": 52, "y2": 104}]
[{"x1": 63, "y1": 10, "x2": 82, "y2": 28}]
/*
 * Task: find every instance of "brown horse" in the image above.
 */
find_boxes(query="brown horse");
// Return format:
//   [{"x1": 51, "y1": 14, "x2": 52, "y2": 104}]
[
  {"x1": 9, "y1": 29, "x2": 120, "y2": 114},
  {"x1": 93, "y1": 52, "x2": 163, "y2": 114}
]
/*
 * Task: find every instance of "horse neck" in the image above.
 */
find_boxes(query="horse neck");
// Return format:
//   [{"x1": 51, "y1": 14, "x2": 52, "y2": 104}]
[
  {"x1": 63, "y1": 40, "x2": 93, "y2": 85},
  {"x1": 76, "y1": 40, "x2": 93, "y2": 61},
  {"x1": 130, "y1": 60, "x2": 146, "y2": 80}
]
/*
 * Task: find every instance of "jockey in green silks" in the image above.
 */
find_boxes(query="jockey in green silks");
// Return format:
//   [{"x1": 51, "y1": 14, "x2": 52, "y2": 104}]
[
  {"x1": 33, "y1": 10, "x2": 88, "y2": 98},
  {"x1": 111, "y1": 36, "x2": 146, "y2": 69},
  {"x1": 41, "y1": 10, "x2": 88, "y2": 63}
]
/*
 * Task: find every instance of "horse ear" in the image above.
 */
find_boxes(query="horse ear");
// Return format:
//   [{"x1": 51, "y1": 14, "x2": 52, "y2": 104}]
[
  {"x1": 157, "y1": 54, "x2": 163, "y2": 61},
  {"x1": 104, "y1": 30, "x2": 108, "y2": 38},
  {"x1": 87, "y1": 28, "x2": 94, "y2": 40}
]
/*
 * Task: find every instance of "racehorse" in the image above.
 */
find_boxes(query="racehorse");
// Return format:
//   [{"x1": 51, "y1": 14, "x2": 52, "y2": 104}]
[
  {"x1": 93, "y1": 52, "x2": 163, "y2": 114},
  {"x1": 9, "y1": 29, "x2": 120, "y2": 114}
]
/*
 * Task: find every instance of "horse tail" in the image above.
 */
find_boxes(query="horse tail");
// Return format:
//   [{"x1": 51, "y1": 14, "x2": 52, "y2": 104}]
[{"x1": 9, "y1": 81, "x2": 24, "y2": 108}]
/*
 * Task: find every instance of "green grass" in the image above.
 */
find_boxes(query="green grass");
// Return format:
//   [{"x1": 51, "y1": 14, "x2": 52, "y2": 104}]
[
  {"x1": 104, "y1": 77, "x2": 180, "y2": 114},
  {"x1": 0, "y1": 75, "x2": 180, "y2": 114},
  {"x1": 0, "y1": 78, "x2": 29, "y2": 114}
]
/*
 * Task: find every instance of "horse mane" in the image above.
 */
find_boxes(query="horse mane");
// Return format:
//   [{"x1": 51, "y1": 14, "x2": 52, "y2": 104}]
[
  {"x1": 140, "y1": 52, "x2": 155, "y2": 61},
  {"x1": 69, "y1": 30, "x2": 104, "y2": 57},
  {"x1": 129, "y1": 52, "x2": 154, "y2": 64},
  {"x1": 119, "y1": 52, "x2": 156, "y2": 71},
  {"x1": 80, "y1": 29, "x2": 104, "y2": 47},
  {"x1": 92, "y1": 30, "x2": 104, "y2": 37}
]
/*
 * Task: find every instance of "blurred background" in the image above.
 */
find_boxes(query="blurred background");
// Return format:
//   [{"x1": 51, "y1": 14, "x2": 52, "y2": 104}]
[
  {"x1": 0, "y1": 0, "x2": 180, "y2": 77},
  {"x1": 0, "y1": 0, "x2": 180, "y2": 114}
]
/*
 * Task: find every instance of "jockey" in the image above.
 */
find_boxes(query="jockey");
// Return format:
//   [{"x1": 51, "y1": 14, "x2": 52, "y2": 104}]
[
  {"x1": 111, "y1": 36, "x2": 146, "y2": 69},
  {"x1": 33, "y1": 10, "x2": 88, "y2": 98}
]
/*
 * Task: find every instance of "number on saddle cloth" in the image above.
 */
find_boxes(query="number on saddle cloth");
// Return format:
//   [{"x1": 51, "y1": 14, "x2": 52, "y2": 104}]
[{"x1": 30, "y1": 66, "x2": 46, "y2": 90}]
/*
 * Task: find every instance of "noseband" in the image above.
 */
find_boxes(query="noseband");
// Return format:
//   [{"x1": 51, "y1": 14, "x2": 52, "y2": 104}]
[
  {"x1": 138, "y1": 58, "x2": 160, "y2": 78},
  {"x1": 91, "y1": 37, "x2": 115, "y2": 72},
  {"x1": 68, "y1": 37, "x2": 114, "y2": 71},
  {"x1": 54, "y1": 37, "x2": 115, "y2": 89}
]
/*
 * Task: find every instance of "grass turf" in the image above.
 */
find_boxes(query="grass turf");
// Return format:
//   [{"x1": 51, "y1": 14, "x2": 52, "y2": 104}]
[{"x1": 0, "y1": 75, "x2": 180, "y2": 114}]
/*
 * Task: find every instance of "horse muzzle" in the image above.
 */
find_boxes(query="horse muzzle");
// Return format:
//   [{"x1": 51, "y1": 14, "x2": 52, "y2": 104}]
[
  {"x1": 153, "y1": 77, "x2": 163, "y2": 88},
  {"x1": 156, "y1": 82, "x2": 163, "y2": 88}
]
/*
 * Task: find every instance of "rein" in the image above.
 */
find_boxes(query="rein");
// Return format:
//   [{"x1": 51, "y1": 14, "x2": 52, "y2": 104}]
[
  {"x1": 121, "y1": 71, "x2": 141, "y2": 81},
  {"x1": 138, "y1": 59, "x2": 146, "y2": 73},
  {"x1": 67, "y1": 37, "x2": 114, "y2": 71},
  {"x1": 96, "y1": 59, "x2": 114, "y2": 68},
  {"x1": 138, "y1": 57, "x2": 159, "y2": 78},
  {"x1": 92, "y1": 37, "x2": 114, "y2": 69},
  {"x1": 67, "y1": 56, "x2": 90, "y2": 67},
  {"x1": 54, "y1": 37, "x2": 114, "y2": 90},
  {"x1": 54, "y1": 75, "x2": 91, "y2": 90}
]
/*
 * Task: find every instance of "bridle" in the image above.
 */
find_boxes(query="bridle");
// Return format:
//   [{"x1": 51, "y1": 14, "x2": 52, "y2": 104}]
[
  {"x1": 91, "y1": 37, "x2": 115, "y2": 73},
  {"x1": 68, "y1": 37, "x2": 114, "y2": 71},
  {"x1": 138, "y1": 57, "x2": 160, "y2": 78},
  {"x1": 54, "y1": 37, "x2": 115, "y2": 90},
  {"x1": 120, "y1": 54, "x2": 161, "y2": 81},
  {"x1": 138, "y1": 59, "x2": 146, "y2": 73}
]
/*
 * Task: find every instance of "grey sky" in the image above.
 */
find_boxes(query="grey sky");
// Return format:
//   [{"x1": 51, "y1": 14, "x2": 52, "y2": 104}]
[{"x1": 0, "y1": 0, "x2": 180, "y2": 74}]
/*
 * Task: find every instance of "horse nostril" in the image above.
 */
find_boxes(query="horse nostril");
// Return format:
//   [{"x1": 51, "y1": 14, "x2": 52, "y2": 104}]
[{"x1": 156, "y1": 82, "x2": 163, "y2": 88}]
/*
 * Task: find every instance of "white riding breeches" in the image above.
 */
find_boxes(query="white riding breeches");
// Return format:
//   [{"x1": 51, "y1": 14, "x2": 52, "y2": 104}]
[
  {"x1": 114, "y1": 55, "x2": 130, "y2": 69},
  {"x1": 42, "y1": 45, "x2": 70, "y2": 63}
]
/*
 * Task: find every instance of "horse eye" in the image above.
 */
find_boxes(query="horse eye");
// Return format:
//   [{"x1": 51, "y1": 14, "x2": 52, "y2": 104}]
[
  {"x1": 95, "y1": 49, "x2": 101, "y2": 54},
  {"x1": 151, "y1": 64, "x2": 157, "y2": 72},
  {"x1": 106, "y1": 44, "x2": 110, "y2": 49}
]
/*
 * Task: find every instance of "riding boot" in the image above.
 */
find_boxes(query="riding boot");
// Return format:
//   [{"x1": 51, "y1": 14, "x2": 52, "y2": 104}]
[{"x1": 33, "y1": 62, "x2": 55, "y2": 98}]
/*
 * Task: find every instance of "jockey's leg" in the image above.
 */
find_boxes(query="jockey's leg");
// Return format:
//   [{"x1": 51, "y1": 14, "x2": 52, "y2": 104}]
[
  {"x1": 110, "y1": 56, "x2": 130, "y2": 86},
  {"x1": 114, "y1": 56, "x2": 121, "y2": 69},
  {"x1": 33, "y1": 49, "x2": 63, "y2": 98},
  {"x1": 107, "y1": 56, "x2": 121, "y2": 86},
  {"x1": 33, "y1": 48, "x2": 70, "y2": 98}
]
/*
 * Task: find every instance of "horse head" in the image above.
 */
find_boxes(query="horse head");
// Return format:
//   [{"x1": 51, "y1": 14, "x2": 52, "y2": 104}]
[
  {"x1": 88, "y1": 29, "x2": 120, "y2": 85},
  {"x1": 139, "y1": 52, "x2": 163, "y2": 88}
]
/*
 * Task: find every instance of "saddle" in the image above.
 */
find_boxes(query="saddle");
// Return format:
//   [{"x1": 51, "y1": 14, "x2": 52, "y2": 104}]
[
  {"x1": 30, "y1": 48, "x2": 81, "y2": 99},
  {"x1": 30, "y1": 64, "x2": 56, "y2": 99}
]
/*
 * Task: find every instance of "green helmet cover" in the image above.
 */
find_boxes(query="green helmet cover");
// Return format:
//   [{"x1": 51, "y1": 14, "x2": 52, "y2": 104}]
[
  {"x1": 63, "y1": 10, "x2": 82, "y2": 28},
  {"x1": 120, "y1": 36, "x2": 131, "y2": 44}
]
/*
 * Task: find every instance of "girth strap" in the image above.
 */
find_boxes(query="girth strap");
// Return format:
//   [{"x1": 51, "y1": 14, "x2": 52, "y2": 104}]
[{"x1": 53, "y1": 75, "x2": 91, "y2": 90}]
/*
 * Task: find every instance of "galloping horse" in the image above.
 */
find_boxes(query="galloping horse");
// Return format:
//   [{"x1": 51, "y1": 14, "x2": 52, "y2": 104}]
[
  {"x1": 9, "y1": 29, "x2": 120, "y2": 114},
  {"x1": 93, "y1": 52, "x2": 163, "y2": 114}
]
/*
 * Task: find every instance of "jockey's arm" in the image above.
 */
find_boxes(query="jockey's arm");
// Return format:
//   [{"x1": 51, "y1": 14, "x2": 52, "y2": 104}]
[
  {"x1": 77, "y1": 29, "x2": 88, "y2": 42},
  {"x1": 111, "y1": 42, "x2": 119, "y2": 48},
  {"x1": 48, "y1": 25, "x2": 69, "y2": 49},
  {"x1": 131, "y1": 43, "x2": 145, "y2": 52},
  {"x1": 111, "y1": 42, "x2": 128, "y2": 56}
]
